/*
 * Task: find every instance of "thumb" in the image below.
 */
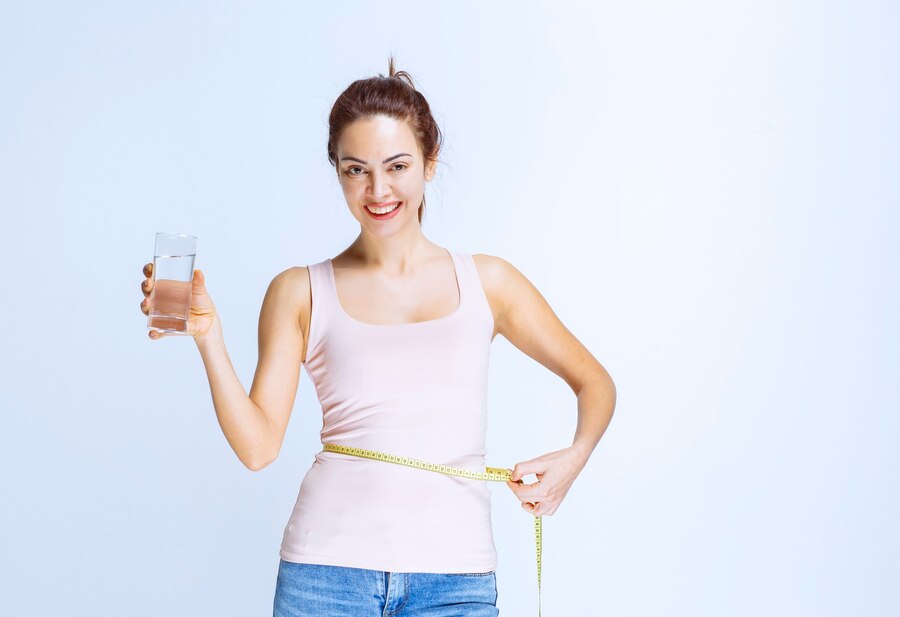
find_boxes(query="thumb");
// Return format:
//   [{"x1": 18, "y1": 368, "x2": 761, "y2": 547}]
[
  {"x1": 192, "y1": 269, "x2": 206, "y2": 291},
  {"x1": 511, "y1": 462, "x2": 538, "y2": 482},
  {"x1": 189, "y1": 269, "x2": 217, "y2": 313}
]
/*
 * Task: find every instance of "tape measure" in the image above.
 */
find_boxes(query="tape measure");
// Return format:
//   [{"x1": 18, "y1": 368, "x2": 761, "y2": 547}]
[{"x1": 321, "y1": 443, "x2": 544, "y2": 617}]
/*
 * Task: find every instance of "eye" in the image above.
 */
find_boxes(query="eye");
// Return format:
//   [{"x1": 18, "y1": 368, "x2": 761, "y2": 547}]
[
  {"x1": 344, "y1": 166, "x2": 365, "y2": 176},
  {"x1": 391, "y1": 163, "x2": 408, "y2": 171}
]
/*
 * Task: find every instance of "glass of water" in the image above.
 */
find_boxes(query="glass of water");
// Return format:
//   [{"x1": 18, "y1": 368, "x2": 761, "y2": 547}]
[{"x1": 147, "y1": 232, "x2": 197, "y2": 334}]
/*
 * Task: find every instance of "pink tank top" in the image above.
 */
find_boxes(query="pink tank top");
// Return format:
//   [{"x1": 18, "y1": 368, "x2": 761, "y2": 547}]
[{"x1": 278, "y1": 249, "x2": 498, "y2": 573}]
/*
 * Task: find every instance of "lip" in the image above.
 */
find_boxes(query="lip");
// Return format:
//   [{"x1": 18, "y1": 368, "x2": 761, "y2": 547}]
[
  {"x1": 364, "y1": 200, "x2": 403, "y2": 220},
  {"x1": 366, "y1": 200, "x2": 400, "y2": 207}
]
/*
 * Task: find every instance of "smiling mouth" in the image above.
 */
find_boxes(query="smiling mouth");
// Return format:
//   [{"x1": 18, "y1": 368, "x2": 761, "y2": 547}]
[{"x1": 365, "y1": 201, "x2": 401, "y2": 214}]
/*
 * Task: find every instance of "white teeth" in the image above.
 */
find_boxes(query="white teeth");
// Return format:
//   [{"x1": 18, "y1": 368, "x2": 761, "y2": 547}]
[{"x1": 366, "y1": 202, "x2": 399, "y2": 214}]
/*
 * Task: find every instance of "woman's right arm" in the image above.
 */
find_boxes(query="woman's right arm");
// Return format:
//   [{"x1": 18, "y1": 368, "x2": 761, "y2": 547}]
[{"x1": 142, "y1": 263, "x2": 310, "y2": 471}]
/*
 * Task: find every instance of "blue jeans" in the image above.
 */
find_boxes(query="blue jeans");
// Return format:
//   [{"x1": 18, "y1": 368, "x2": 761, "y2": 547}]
[{"x1": 273, "y1": 559, "x2": 499, "y2": 616}]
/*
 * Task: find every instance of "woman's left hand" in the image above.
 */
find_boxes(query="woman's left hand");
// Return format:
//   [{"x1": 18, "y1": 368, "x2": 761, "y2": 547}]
[{"x1": 505, "y1": 445, "x2": 589, "y2": 517}]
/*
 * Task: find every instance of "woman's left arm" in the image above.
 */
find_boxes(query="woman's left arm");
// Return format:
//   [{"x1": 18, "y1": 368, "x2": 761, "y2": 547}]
[{"x1": 474, "y1": 254, "x2": 617, "y2": 517}]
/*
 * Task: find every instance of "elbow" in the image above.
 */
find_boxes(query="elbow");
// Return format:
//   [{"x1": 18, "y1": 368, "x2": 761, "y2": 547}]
[
  {"x1": 246, "y1": 458, "x2": 272, "y2": 472},
  {"x1": 245, "y1": 452, "x2": 277, "y2": 472},
  {"x1": 575, "y1": 371, "x2": 615, "y2": 398},
  {"x1": 599, "y1": 368, "x2": 616, "y2": 399},
  {"x1": 243, "y1": 426, "x2": 283, "y2": 471}
]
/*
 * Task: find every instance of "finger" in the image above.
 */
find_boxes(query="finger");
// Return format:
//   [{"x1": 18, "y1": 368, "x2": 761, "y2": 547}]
[
  {"x1": 143, "y1": 262, "x2": 153, "y2": 277},
  {"x1": 140, "y1": 298, "x2": 149, "y2": 315},
  {"x1": 141, "y1": 278, "x2": 152, "y2": 297},
  {"x1": 506, "y1": 470, "x2": 524, "y2": 485},
  {"x1": 148, "y1": 328, "x2": 165, "y2": 339},
  {"x1": 507, "y1": 480, "x2": 538, "y2": 500},
  {"x1": 505, "y1": 480, "x2": 524, "y2": 494}
]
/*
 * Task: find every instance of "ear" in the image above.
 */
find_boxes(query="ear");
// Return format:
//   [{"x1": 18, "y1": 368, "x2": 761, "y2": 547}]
[{"x1": 424, "y1": 158, "x2": 437, "y2": 182}]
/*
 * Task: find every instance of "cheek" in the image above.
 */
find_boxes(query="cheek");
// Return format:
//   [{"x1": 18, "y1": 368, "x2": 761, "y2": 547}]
[
  {"x1": 340, "y1": 181, "x2": 363, "y2": 201},
  {"x1": 397, "y1": 175, "x2": 424, "y2": 195}
]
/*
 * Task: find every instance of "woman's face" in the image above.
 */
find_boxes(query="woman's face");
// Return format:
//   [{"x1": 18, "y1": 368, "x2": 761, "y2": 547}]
[{"x1": 336, "y1": 114, "x2": 436, "y2": 234}]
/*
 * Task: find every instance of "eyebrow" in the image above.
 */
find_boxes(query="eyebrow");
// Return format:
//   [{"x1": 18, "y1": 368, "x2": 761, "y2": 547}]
[{"x1": 339, "y1": 153, "x2": 412, "y2": 164}]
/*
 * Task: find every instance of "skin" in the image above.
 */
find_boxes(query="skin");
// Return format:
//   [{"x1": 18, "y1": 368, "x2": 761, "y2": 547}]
[{"x1": 139, "y1": 113, "x2": 616, "y2": 518}]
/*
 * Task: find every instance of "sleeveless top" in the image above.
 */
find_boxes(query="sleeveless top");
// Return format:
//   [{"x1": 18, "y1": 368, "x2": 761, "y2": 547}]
[{"x1": 278, "y1": 249, "x2": 499, "y2": 573}]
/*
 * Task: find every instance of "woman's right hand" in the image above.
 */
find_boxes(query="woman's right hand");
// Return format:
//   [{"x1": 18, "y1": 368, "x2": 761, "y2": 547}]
[{"x1": 140, "y1": 262, "x2": 219, "y2": 340}]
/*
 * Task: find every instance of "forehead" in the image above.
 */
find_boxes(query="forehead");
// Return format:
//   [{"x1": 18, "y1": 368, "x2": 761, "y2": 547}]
[{"x1": 337, "y1": 115, "x2": 419, "y2": 158}]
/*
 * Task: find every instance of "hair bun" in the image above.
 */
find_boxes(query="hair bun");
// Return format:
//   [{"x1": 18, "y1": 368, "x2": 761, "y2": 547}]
[{"x1": 388, "y1": 53, "x2": 417, "y2": 89}]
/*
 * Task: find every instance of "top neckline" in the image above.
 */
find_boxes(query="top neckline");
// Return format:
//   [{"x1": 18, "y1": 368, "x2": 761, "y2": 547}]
[{"x1": 325, "y1": 248, "x2": 464, "y2": 328}]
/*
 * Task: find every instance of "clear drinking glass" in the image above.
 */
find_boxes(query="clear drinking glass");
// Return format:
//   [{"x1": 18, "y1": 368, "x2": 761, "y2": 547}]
[{"x1": 147, "y1": 232, "x2": 197, "y2": 334}]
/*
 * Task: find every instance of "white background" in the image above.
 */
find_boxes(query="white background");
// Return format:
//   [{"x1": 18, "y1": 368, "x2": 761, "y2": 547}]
[{"x1": 1, "y1": 1, "x2": 897, "y2": 615}]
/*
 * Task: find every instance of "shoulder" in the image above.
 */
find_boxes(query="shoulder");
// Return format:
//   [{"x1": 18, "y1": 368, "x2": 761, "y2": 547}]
[
  {"x1": 268, "y1": 265, "x2": 311, "y2": 297},
  {"x1": 471, "y1": 253, "x2": 537, "y2": 334},
  {"x1": 262, "y1": 265, "x2": 312, "y2": 331},
  {"x1": 472, "y1": 252, "x2": 516, "y2": 285},
  {"x1": 471, "y1": 253, "x2": 529, "y2": 294}
]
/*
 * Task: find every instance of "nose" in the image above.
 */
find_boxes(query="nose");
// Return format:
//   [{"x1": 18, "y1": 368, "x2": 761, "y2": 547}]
[{"x1": 367, "y1": 169, "x2": 391, "y2": 200}]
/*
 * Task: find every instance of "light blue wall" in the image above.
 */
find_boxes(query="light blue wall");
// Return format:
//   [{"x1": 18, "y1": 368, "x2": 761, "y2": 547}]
[{"x1": 1, "y1": 1, "x2": 897, "y2": 615}]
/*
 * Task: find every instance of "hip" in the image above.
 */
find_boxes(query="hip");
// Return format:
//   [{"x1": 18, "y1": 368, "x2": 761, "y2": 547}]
[{"x1": 273, "y1": 559, "x2": 498, "y2": 617}]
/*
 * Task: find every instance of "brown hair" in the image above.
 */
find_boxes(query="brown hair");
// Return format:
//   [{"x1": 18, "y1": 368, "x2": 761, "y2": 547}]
[{"x1": 327, "y1": 54, "x2": 443, "y2": 224}]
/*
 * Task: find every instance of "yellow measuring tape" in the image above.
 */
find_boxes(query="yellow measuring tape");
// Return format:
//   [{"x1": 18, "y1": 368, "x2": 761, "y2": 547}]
[{"x1": 321, "y1": 443, "x2": 543, "y2": 617}]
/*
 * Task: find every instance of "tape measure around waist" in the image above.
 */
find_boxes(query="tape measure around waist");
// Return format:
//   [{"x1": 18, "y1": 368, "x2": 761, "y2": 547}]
[{"x1": 321, "y1": 443, "x2": 543, "y2": 617}]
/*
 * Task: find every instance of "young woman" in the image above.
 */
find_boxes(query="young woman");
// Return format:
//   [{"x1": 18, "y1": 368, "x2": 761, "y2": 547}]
[{"x1": 139, "y1": 56, "x2": 616, "y2": 617}]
